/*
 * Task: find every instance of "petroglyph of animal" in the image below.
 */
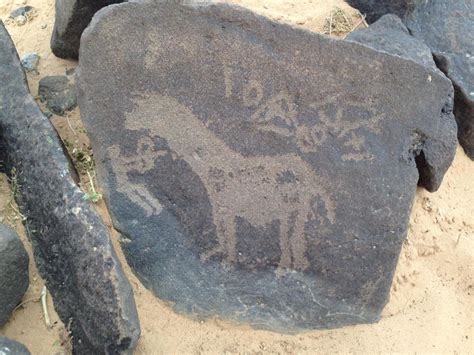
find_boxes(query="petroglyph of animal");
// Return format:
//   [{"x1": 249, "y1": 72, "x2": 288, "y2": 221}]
[{"x1": 108, "y1": 94, "x2": 336, "y2": 270}]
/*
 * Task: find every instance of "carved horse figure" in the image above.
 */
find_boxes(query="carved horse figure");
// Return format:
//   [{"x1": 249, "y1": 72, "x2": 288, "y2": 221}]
[{"x1": 109, "y1": 94, "x2": 336, "y2": 270}]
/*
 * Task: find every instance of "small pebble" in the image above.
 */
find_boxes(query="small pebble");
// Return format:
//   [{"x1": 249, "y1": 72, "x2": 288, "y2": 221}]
[
  {"x1": 65, "y1": 67, "x2": 75, "y2": 76},
  {"x1": 42, "y1": 110, "x2": 53, "y2": 119},
  {"x1": 41, "y1": 23, "x2": 48, "y2": 29},
  {"x1": 15, "y1": 15, "x2": 27, "y2": 26},
  {"x1": 9, "y1": 6, "x2": 33, "y2": 19},
  {"x1": 21, "y1": 52, "x2": 40, "y2": 72}
]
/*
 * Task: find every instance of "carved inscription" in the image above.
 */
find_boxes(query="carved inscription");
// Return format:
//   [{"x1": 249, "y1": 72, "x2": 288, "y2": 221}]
[{"x1": 223, "y1": 66, "x2": 383, "y2": 161}]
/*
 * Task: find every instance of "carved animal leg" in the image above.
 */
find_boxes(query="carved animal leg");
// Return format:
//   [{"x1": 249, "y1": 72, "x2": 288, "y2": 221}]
[
  {"x1": 291, "y1": 208, "x2": 310, "y2": 271},
  {"x1": 224, "y1": 215, "x2": 237, "y2": 264},
  {"x1": 200, "y1": 213, "x2": 229, "y2": 263},
  {"x1": 277, "y1": 217, "x2": 292, "y2": 271}
]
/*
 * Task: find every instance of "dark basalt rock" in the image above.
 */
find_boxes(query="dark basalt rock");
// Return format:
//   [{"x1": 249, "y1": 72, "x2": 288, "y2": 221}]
[
  {"x1": 346, "y1": 14, "x2": 438, "y2": 71},
  {"x1": 38, "y1": 75, "x2": 77, "y2": 116},
  {"x1": 0, "y1": 336, "x2": 31, "y2": 355},
  {"x1": 0, "y1": 22, "x2": 140, "y2": 354},
  {"x1": 346, "y1": 14, "x2": 458, "y2": 185},
  {"x1": 21, "y1": 52, "x2": 40, "y2": 73},
  {"x1": 405, "y1": 0, "x2": 474, "y2": 159},
  {"x1": 9, "y1": 6, "x2": 34, "y2": 19},
  {"x1": 77, "y1": 2, "x2": 456, "y2": 331},
  {"x1": 344, "y1": 0, "x2": 414, "y2": 23},
  {"x1": 51, "y1": 0, "x2": 125, "y2": 59},
  {"x1": 0, "y1": 224, "x2": 29, "y2": 326}
]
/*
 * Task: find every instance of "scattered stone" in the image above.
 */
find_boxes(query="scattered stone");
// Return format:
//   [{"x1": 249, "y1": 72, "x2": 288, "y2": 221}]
[
  {"x1": 9, "y1": 6, "x2": 34, "y2": 19},
  {"x1": 9, "y1": 6, "x2": 36, "y2": 26},
  {"x1": 38, "y1": 75, "x2": 77, "y2": 115},
  {"x1": 41, "y1": 23, "x2": 47, "y2": 29},
  {"x1": 0, "y1": 21, "x2": 140, "y2": 353},
  {"x1": 0, "y1": 336, "x2": 30, "y2": 355},
  {"x1": 65, "y1": 67, "x2": 75, "y2": 76},
  {"x1": 0, "y1": 224, "x2": 29, "y2": 326},
  {"x1": 21, "y1": 52, "x2": 40, "y2": 73},
  {"x1": 51, "y1": 0, "x2": 125, "y2": 59},
  {"x1": 405, "y1": 0, "x2": 474, "y2": 159},
  {"x1": 77, "y1": 2, "x2": 456, "y2": 330}
]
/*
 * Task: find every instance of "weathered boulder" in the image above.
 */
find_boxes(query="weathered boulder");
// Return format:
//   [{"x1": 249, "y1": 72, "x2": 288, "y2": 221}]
[
  {"x1": 0, "y1": 224, "x2": 29, "y2": 326},
  {"x1": 0, "y1": 336, "x2": 30, "y2": 355},
  {"x1": 405, "y1": 0, "x2": 474, "y2": 159},
  {"x1": 0, "y1": 21, "x2": 140, "y2": 354},
  {"x1": 346, "y1": 14, "x2": 438, "y2": 71},
  {"x1": 77, "y1": 2, "x2": 457, "y2": 330},
  {"x1": 38, "y1": 75, "x2": 77, "y2": 116},
  {"x1": 344, "y1": 0, "x2": 413, "y2": 23},
  {"x1": 51, "y1": 0, "x2": 125, "y2": 59}
]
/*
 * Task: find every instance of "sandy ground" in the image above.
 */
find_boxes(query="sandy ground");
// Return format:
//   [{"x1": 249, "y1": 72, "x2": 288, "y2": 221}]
[{"x1": 0, "y1": 0, "x2": 473, "y2": 354}]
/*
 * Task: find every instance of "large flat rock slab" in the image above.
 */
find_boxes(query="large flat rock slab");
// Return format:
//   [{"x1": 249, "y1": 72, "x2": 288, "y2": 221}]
[
  {"x1": 0, "y1": 22, "x2": 139, "y2": 354},
  {"x1": 405, "y1": 0, "x2": 474, "y2": 159},
  {"x1": 77, "y1": 2, "x2": 457, "y2": 330}
]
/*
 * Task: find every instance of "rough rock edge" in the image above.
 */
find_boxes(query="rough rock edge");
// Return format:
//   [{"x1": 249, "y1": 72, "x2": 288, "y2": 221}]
[
  {"x1": 432, "y1": 53, "x2": 474, "y2": 160},
  {"x1": 345, "y1": 1, "x2": 472, "y2": 160},
  {"x1": 345, "y1": 14, "x2": 457, "y2": 191},
  {"x1": 0, "y1": 21, "x2": 140, "y2": 354}
]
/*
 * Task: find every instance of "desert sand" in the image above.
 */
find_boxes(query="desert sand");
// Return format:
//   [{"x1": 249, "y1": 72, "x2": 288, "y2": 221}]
[{"x1": 0, "y1": 0, "x2": 473, "y2": 354}]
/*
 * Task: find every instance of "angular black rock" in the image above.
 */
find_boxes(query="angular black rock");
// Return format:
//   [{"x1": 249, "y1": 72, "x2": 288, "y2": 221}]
[
  {"x1": 346, "y1": 14, "x2": 458, "y2": 186},
  {"x1": 404, "y1": 0, "x2": 474, "y2": 159},
  {"x1": 38, "y1": 75, "x2": 77, "y2": 115},
  {"x1": 77, "y1": 2, "x2": 457, "y2": 331},
  {"x1": 9, "y1": 6, "x2": 34, "y2": 19},
  {"x1": 344, "y1": 0, "x2": 414, "y2": 23},
  {"x1": 0, "y1": 336, "x2": 31, "y2": 355},
  {"x1": 346, "y1": 14, "x2": 438, "y2": 71},
  {"x1": 0, "y1": 224, "x2": 29, "y2": 326},
  {"x1": 51, "y1": 0, "x2": 125, "y2": 59},
  {"x1": 0, "y1": 22, "x2": 140, "y2": 354}
]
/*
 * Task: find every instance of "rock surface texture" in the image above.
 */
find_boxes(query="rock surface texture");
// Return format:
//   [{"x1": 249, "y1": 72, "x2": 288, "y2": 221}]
[
  {"x1": 38, "y1": 75, "x2": 77, "y2": 115},
  {"x1": 51, "y1": 0, "x2": 125, "y2": 59},
  {"x1": 0, "y1": 336, "x2": 31, "y2": 355},
  {"x1": 405, "y1": 0, "x2": 474, "y2": 159},
  {"x1": 0, "y1": 224, "x2": 29, "y2": 326},
  {"x1": 77, "y1": 2, "x2": 457, "y2": 331},
  {"x1": 0, "y1": 22, "x2": 140, "y2": 354}
]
